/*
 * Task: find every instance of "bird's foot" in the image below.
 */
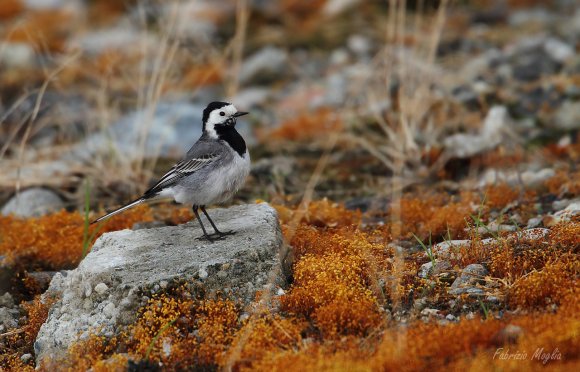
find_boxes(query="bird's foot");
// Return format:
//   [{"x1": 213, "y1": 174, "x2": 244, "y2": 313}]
[
  {"x1": 212, "y1": 230, "x2": 235, "y2": 238},
  {"x1": 196, "y1": 230, "x2": 235, "y2": 242}
]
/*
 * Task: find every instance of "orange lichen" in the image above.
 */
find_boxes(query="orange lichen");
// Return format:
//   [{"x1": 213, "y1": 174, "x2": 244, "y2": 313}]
[
  {"x1": 228, "y1": 316, "x2": 305, "y2": 369},
  {"x1": 508, "y1": 254, "x2": 578, "y2": 309},
  {"x1": 0, "y1": 205, "x2": 153, "y2": 269},
  {"x1": 281, "y1": 227, "x2": 386, "y2": 338},
  {"x1": 391, "y1": 193, "x2": 473, "y2": 240},
  {"x1": 550, "y1": 222, "x2": 580, "y2": 250},
  {"x1": 181, "y1": 62, "x2": 223, "y2": 88},
  {"x1": 6, "y1": 9, "x2": 76, "y2": 52},
  {"x1": 40, "y1": 335, "x2": 120, "y2": 372},
  {"x1": 483, "y1": 183, "x2": 521, "y2": 210},
  {"x1": 266, "y1": 109, "x2": 342, "y2": 142},
  {"x1": 0, "y1": 0, "x2": 23, "y2": 20},
  {"x1": 21, "y1": 296, "x2": 57, "y2": 345},
  {"x1": 0, "y1": 295, "x2": 55, "y2": 371},
  {"x1": 275, "y1": 198, "x2": 361, "y2": 228},
  {"x1": 192, "y1": 299, "x2": 239, "y2": 366},
  {"x1": 545, "y1": 169, "x2": 580, "y2": 198},
  {"x1": 124, "y1": 294, "x2": 239, "y2": 370}
]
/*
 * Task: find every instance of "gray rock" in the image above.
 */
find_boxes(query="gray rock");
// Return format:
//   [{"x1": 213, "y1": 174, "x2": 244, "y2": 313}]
[
  {"x1": 449, "y1": 264, "x2": 488, "y2": 296},
  {"x1": 418, "y1": 260, "x2": 451, "y2": 279},
  {"x1": 323, "y1": 0, "x2": 361, "y2": 16},
  {"x1": 251, "y1": 156, "x2": 295, "y2": 180},
  {"x1": 544, "y1": 38, "x2": 574, "y2": 63},
  {"x1": 0, "y1": 307, "x2": 18, "y2": 330},
  {"x1": 514, "y1": 228, "x2": 550, "y2": 241},
  {"x1": 478, "y1": 167, "x2": 555, "y2": 188},
  {"x1": 239, "y1": 47, "x2": 289, "y2": 85},
  {"x1": 449, "y1": 287, "x2": 485, "y2": 296},
  {"x1": 0, "y1": 42, "x2": 35, "y2": 68},
  {"x1": 231, "y1": 87, "x2": 271, "y2": 108},
  {"x1": 26, "y1": 271, "x2": 57, "y2": 292},
  {"x1": 69, "y1": 28, "x2": 158, "y2": 56},
  {"x1": 549, "y1": 199, "x2": 580, "y2": 224},
  {"x1": 347, "y1": 35, "x2": 372, "y2": 57},
  {"x1": 506, "y1": 36, "x2": 564, "y2": 81},
  {"x1": 554, "y1": 101, "x2": 580, "y2": 130},
  {"x1": 526, "y1": 216, "x2": 543, "y2": 229},
  {"x1": 35, "y1": 203, "x2": 283, "y2": 363},
  {"x1": 23, "y1": 0, "x2": 81, "y2": 10},
  {"x1": 0, "y1": 293, "x2": 14, "y2": 308},
  {"x1": 430, "y1": 240, "x2": 481, "y2": 260},
  {"x1": 494, "y1": 324, "x2": 524, "y2": 344},
  {"x1": 20, "y1": 353, "x2": 33, "y2": 364},
  {"x1": 1, "y1": 188, "x2": 64, "y2": 217},
  {"x1": 444, "y1": 106, "x2": 507, "y2": 158}
]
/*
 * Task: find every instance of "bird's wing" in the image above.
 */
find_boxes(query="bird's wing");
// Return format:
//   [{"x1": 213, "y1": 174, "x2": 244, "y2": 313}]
[{"x1": 144, "y1": 152, "x2": 219, "y2": 196}]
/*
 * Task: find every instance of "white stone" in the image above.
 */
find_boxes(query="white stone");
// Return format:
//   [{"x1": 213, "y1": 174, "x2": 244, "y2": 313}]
[
  {"x1": 444, "y1": 106, "x2": 507, "y2": 158},
  {"x1": 35, "y1": 204, "x2": 283, "y2": 364},
  {"x1": 2, "y1": 188, "x2": 64, "y2": 217},
  {"x1": 0, "y1": 42, "x2": 35, "y2": 68},
  {"x1": 94, "y1": 283, "x2": 109, "y2": 295}
]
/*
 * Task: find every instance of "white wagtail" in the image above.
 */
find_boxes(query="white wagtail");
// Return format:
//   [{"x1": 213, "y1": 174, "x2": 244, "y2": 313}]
[{"x1": 92, "y1": 101, "x2": 250, "y2": 242}]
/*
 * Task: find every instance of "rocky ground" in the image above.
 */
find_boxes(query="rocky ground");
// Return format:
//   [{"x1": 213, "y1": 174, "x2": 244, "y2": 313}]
[{"x1": 0, "y1": 0, "x2": 579, "y2": 371}]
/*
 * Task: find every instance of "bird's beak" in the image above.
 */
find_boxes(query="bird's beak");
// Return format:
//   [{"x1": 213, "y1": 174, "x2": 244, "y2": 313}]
[{"x1": 233, "y1": 111, "x2": 249, "y2": 117}]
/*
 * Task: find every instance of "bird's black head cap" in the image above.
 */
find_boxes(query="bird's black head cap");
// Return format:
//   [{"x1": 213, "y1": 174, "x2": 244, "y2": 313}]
[{"x1": 202, "y1": 101, "x2": 231, "y2": 125}]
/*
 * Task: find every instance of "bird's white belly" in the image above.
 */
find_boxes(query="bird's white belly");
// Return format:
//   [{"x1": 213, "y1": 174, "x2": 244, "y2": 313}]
[{"x1": 170, "y1": 151, "x2": 250, "y2": 206}]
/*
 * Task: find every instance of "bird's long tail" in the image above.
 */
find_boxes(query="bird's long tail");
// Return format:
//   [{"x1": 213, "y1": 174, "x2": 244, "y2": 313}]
[{"x1": 91, "y1": 197, "x2": 145, "y2": 225}]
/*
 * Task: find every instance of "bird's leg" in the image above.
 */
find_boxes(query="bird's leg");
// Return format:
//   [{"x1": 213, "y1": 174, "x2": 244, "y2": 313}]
[
  {"x1": 201, "y1": 206, "x2": 235, "y2": 237},
  {"x1": 193, "y1": 205, "x2": 216, "y2": 242}
]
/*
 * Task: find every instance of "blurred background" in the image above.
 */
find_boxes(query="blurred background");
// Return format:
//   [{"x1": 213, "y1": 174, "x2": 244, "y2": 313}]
[
  {"x1": 1, "y1": 1, "x2": 580, "y2": 370},
  {"x1": 0, "y1": 0, "x2": 578, "y2": 216}
]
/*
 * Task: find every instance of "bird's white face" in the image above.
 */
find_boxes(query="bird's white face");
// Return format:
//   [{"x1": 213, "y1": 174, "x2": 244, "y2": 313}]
[{"x1": 205, "y1": 104, "x2": 238, "y2": 139}]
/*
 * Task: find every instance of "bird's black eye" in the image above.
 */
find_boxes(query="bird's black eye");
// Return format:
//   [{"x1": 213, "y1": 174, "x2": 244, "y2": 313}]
[{"x1": 219, "y1": 111, "x2": 225, "y2": 116}]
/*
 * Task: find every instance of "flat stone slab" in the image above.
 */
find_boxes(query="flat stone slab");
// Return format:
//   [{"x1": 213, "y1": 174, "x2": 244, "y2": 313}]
[{"x1": 35, "y1": 203, "x2": 283, "y2": 363}]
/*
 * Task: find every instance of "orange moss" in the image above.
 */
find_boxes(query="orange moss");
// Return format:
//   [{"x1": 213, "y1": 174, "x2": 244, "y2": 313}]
[
  {"x1": 40, "y1": 335, "x2": 120, "y2": 372},
  {"x1": 474, "y1": 146, "x2": 526, "y2": 169},
  {"x1": 247, "y1": 338, "x2": 372, "y2": 371},
  {"x1": 545, "y1": 169, "x2": 580, "y2": 198},
  {"x1": 0, "y1": 295, "x2": 55, "y2": 371},
  {"x1": 181, "y1": 62, "x2": 223, "y2": 88},
  {"x1": 275, "y1": 198, "x2": 361, "y2": 228},
  {"x1": 484, "y1": 183, "x2": 521, "y2": 210},
  {"x1": 128, "y1": 294, "x2": 195, "y2": 366},
  {"x1": 228, "y1": 316, "x2": 305, "y2": 369},
  {"x1": 21, "y1": 295, "x2": 57, "y2": 345},
  {"x1": 0, "y1": 205, "x2": 153, "y2": 269},
  {"x1": 6, "y1": 10, "x2": 76, "y2": 52},
  {"x1": 0, "y1": 0, "x2": 23, "y2": 20},
  {"x1": 508, "y1": 254, "x2": 578, "y2": 309},
  {"x1": 550, "y1": 222, "x2": 580, "y2": 250},
  {"x1": 125, "y1": 294, "x2": 239, "y2": 369},
  {"x1": 393, "y1": 193, "x2": 473, "y2": 240},
  {"x1": 193, "y1": 299, "x2": 239, "y2": 366},
  {"x1": 266, "y1": 109, "x2": 342, "y2": 142},
  {"x1": 282, "y1": 228, "x2": 385, "y2": 338}
]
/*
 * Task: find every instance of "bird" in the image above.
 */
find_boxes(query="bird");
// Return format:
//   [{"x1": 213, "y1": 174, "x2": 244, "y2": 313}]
[{"x1": 91, "y1": 101, "x2": 251, "y2": 242}]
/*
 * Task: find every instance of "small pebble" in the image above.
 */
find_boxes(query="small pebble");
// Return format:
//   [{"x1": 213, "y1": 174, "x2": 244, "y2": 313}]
[
  {"x1": 94, "y1": 283, "x2": 108, "y2": 295},
  {"x1": 103, "y1": 303, "x2": 116, "y2": 318},
  {"x1": 217, "y1": 271, "x2": 228, "y2": 279},
  {"x1": 20, "y1": 353, "x2": 33, "y2": 363},
  {"x1": 198, "y1": 268, "x2": 208, "y2": 280}
]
